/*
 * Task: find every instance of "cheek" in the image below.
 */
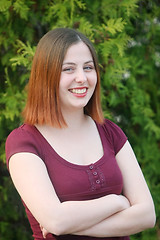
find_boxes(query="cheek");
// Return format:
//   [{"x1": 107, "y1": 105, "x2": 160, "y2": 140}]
[
  {"x1": 90, "y1": 73, "x2": 97, "y2": 87},
  {"x1": 60, "y1": 73, "x2": 74, "y2": 88},
  {"x1": 59, "y1": 76, "x2": 69, "y2": 91}
]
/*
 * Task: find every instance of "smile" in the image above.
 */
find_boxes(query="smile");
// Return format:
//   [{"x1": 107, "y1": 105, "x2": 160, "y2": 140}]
[{"x1": 69, "y1": 88, "x2": 87, "y2": 94}]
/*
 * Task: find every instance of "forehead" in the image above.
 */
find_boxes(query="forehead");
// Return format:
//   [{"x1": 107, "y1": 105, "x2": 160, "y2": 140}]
[{"x1": 63, "y1": 41, "x2": 93, "y2": 63}]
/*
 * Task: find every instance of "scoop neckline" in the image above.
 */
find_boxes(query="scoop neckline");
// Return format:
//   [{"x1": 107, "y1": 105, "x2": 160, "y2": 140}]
[{"x1": 29, "y1": 121, "x2": 107, "y2": 169}]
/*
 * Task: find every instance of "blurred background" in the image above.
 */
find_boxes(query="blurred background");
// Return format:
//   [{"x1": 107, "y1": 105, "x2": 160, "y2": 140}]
[{"x1": 0, "y1": 0, "x2": 160, "y2": 239}]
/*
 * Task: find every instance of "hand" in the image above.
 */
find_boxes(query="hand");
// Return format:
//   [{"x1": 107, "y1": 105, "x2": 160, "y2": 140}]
[
  {"x1": 119, "y1": 195, "x2": 130, "y2": 209},
  {"x1": 40, "y1": 224, "x2": 50, "y2": 238}
]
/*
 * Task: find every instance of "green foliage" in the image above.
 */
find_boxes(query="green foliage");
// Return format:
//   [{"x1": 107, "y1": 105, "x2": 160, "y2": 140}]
[
  {"x1": 0, "y1": 0, "x2": 11, "y2": 12},
  {"x1": 10, "y1": 40, "x2": 36, "y2": 69},
  {"x1": 0, "y1": 0, "x2": 159, "y2": 239}
]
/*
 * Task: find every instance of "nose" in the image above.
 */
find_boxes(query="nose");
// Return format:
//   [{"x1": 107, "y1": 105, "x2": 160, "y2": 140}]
[{"x1": 75, "y1": 68, "x2": 87, "y2": 83}]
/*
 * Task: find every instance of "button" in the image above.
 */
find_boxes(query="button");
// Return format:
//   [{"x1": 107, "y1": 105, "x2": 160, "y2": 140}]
[
  {"x1": 96, "y1": 180, "x2": 100, "y2": 184},
  {"x1": 91, "y1": 186, "x2": 96, "y2": 190},
  {"x1": 93, "y1": 172, "x2": 97, "y2": 175},
  {"x1": 89, "y1": 165, "x2": 94, "y2": 170}
]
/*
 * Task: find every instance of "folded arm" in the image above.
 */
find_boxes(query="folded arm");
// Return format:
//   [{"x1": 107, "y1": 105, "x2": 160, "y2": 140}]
[
  {"x1": 73, "y1": 141, "x2": 156, "y2": 237},
  {"x1": 9, "y1": 152, "x2": 129, "y2": 236},
  {"x1": 9, "y1": 141, "x2": 155, "y2": 237}
]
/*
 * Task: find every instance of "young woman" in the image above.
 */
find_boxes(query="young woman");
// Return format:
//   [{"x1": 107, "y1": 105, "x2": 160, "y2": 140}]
[{"x1": 5, "y1": 28, "x2": 156, "y2": 240}]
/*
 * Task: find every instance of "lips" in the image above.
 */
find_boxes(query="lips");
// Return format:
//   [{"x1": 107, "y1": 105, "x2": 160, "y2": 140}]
[
  {"x1": 69, "y1": 87, "x2": 88, "y2": 97},
  {"x1": 70, "y1": 88, "x2": 87, "y2": 94}
]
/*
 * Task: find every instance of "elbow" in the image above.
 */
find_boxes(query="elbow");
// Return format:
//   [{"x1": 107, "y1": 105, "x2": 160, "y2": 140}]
[
  {"x1": 131, "y1": 201, "x2": 156, "y2": 233},
  {"x1": 147, "y1": 209, "x2": 156, "y2": 229},
  {"x1": 38, "y1": 203, "x2": 74, "y2": 236},
  {"x1": 46, "y1": 221, "x2": 67, "y2": 236},
  {"x1": 51, "y1": 224, "x2": 65, "y2": 236},
  {"x1": 51, "y1": 223, "x2": 74, "y2": 236},
  {"x1": 46, "y1": 212, "x2": 73, "y2": 236},
  {"x1": 53, "y1": 219, "x2": 76, "y2": 236},
  {"x1": 53, "y1": 221, "x2": 72, "y2": 236},
  {"x1": 145, "y1": 215, "x2": 156, "y2": 230},
  {"x1": 143, "y1": 204, "x2": 156, "y2": 230},
  {"x1": 150, "y1": 217, "x2": 156, "y2": 229}
]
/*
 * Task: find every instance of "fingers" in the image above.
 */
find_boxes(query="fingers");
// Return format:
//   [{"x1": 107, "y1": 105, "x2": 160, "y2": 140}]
[{"x1": 40, "y1": 224, "x2": 49, "y2": 238}]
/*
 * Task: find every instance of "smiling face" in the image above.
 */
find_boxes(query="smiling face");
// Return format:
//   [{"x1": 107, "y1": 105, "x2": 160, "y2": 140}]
[{"x1": 59, "y1": 41, "x2": 97, "y2": 113}]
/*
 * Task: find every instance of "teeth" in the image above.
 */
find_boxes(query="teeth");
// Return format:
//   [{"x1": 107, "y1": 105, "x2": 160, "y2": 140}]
[{"x1": 71, "y1": 88, "x2": 87, "y2": 94}]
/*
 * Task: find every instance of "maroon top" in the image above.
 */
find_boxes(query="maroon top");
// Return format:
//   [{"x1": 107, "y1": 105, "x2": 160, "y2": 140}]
[{"x1": 6, "y1": 119, "x2": 129, "y2": 240}]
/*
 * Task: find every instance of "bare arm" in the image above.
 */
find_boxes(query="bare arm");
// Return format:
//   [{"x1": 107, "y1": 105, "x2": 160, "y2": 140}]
[
  {"x1": 73, "y1": 141, "x2": 156, "y2": 237},
  {"x1": 9, "y1": 152, "x2": 129, "y2": 236}
]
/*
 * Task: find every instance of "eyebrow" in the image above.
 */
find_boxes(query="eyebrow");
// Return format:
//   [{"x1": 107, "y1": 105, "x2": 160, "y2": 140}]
[{"x1": 62, "y1": 60, "x2": 94, "y2": 65}]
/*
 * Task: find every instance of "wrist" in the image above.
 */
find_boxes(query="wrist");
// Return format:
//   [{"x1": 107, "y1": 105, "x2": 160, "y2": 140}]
[
  {"x1": 118, "y1": 195, "x2": 130, "y2": 210},
  {"x1": 103, "y1": 194, "x2": 127, "y2": 213}
]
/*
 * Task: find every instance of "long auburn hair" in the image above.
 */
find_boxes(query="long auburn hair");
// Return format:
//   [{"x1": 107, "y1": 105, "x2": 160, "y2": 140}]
[{"x1": 23, "y1": 28, "x2": 104, "y2": 128}]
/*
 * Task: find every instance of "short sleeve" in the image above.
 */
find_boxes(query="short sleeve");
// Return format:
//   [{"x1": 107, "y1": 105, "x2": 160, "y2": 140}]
[
  {"x1": 5, "y1": 125, "x2": 41, "y2": 170},
  {"x1": 103, "y1": 119, "x2": 128, "y2": 155}
]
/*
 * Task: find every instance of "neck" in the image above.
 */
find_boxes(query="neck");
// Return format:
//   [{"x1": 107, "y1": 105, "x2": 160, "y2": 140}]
[
  {"x1": 61, "y1": 108, "x2": 88, "y2": 130},
  {"x1": 36, "y1": 109, "x2": 91, "y2": 137}
]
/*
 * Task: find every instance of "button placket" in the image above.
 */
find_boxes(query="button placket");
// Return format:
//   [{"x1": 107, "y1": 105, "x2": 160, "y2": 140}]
[
  {"x1": 90, "y1": 165, "x2": 101, "y2": 188},
  {"x1": 87, "y1": 165, "x2": 106, "y2": 191},
  {"x1": 96, "y1": 167, "x2": 106, "y2": 187},
  {"x1": 86, "y1": 166, "x2": 96, "y2": 191},
  {"x1": 87, "y1": 164, "x2": 103, "y2": 190}
]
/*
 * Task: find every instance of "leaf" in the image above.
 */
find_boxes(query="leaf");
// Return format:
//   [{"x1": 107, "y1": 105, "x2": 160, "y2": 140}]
[
  {"x1": 78, "y1": 17, "x2": 94, "y2": 39},
  {"x1": 0, "y1": 0, "x2": 11, "y2": 12},
  {"x1": 104, "y1": 18, "x2": 127, "y2": 35},
  {"x1": 10, "y1": 40, "x2": 35, "y2": 69},
  {"x1": 13, "y1": 0, "x2": 30, "y2": 20}
]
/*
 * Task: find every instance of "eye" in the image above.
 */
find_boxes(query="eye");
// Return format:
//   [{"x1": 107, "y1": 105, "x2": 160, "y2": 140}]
[
  {"x1": 84, "y1": 65, "x2": 94, "y2": 71},
  {"x1": 62, "y1": 67, "x2": 74, "y2": 73}
]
